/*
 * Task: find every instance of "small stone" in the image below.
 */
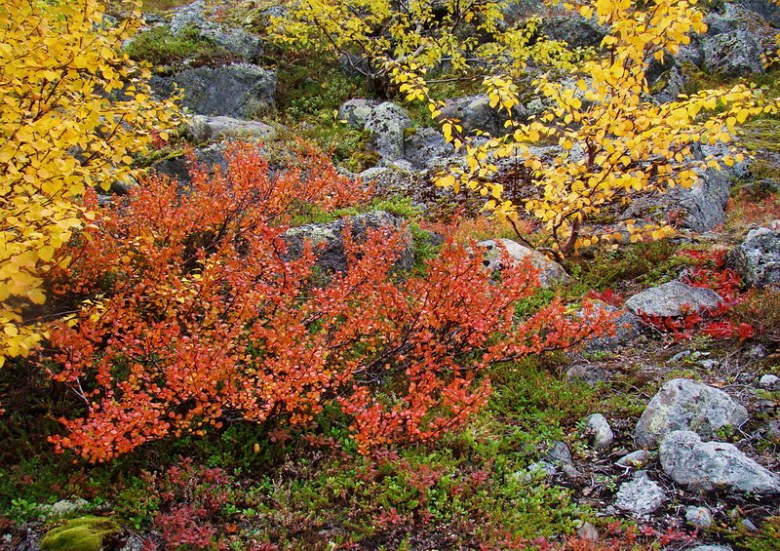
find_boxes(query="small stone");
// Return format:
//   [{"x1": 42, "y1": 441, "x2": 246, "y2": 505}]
[
  {"x1": 746, "y1": 344, "x2": 768, "y2": 360},
  {"x1": 688, "y1": 546, "x2": 733, "y2": 551},
  {"x1": 545, "y1": 441, "x2": 573, "y2": 465},
  {"x1": 615, "y1": 450, "x2": 652, "y2": 469},
  {"x1": 759, "y1": 374, "x2": 779, "y2": 390},
  {"x1": 528, "y1": 461, "x2": 557, "y2": 477},
  {"x1": 577, "y1": 522, "x2": 599, "y2": 542},
  {"x1": 586, "y1": 413, "x2": 614, "y2": 451},
  {"x1": 685, "y1": 506, "x2": 713, "y2": 529},
  {"x1": 614, "y1": 471, "x2": 668, "y2": 516},
  {"x1": 561, "y1": 464, "x2": 581, "y2": 479},
  {"x1": 43, "y1": 498, "x2": 89, "y2": 517},
  {"x1": 742, "y1": 519, "x2": 759, "y2": 532}
]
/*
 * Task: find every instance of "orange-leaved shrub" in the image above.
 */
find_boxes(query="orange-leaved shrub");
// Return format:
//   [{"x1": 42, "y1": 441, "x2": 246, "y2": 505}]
[{"x1": 44, "y1": 143, "x2": 612, "y2": 462}]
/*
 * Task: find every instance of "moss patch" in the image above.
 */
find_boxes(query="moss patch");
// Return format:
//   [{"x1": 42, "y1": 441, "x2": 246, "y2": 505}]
[{"x1": 41, "y1": 516, "x2": 120, "y2": 551}]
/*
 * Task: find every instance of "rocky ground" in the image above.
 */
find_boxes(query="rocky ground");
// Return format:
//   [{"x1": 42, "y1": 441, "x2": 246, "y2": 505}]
[{"x1": 1, "y1": 0, "x2": 779, "y2": 550}]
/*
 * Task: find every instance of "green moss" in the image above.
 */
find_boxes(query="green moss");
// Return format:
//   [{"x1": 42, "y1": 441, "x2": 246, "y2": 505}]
[
  {"x1": 41, "y1": 516, "x2": 119, "y2": 551},
  {"x1": 125, "y1": 25, "x2": 224, "y2": 68}
]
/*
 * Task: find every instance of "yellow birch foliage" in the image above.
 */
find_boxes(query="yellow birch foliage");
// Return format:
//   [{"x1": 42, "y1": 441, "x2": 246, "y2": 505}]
[
  {"x1": 271, "y1": 0, "x2": 578, "y2": 89},
  {"x1": 422, "y1": 0, "x2": 779, "y2": 257},
  {"x1": 0, "y1": 0, "x2": 179, "y2": 366}
]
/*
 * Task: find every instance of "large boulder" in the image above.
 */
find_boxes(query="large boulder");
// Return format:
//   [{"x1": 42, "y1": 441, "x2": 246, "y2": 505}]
[
  {"x1": 153, "y1": 144, "x2": 228, "y2": 183},
  {"x1": 187, "y1": 115, "x2": 276, "y2": 143},
  {"x1": 542, "y1": 14, "x2": 608, "y2": 48},
  {"x1": 727, "y1": 227, "x2": 780, "y2": 288},
  {"x1": 634, "y1": 379, "x2": 749, "y2": 449},
  {"x1": 660, "y1": 431, "x2": 780, "y2": 496},
  {"x1": 441, "y1": 94, "x2": 526, "y2": 137},
  {"x1": 669, "y1": 144, "x2": 751, "y2": 232},
  {"x1": 585, "y1": 304, "x2": 642, "y2": 350},
  {"x1": 339, "y1": 99, "x2": 381, "y2": 129},
  {"x1": 702, "y1": 29, "x2": 765, "y2": 77},
  {"x1": 282, "y1": 211, "x2": 414, "y2": 273},
  {"x1": 739, "y1": 0, "x2": 780, "y2": 26},
  {"x1": 403, "y1": 127, "x2": 456, "y2": 170},
  {"x1": 476, "y1": 238, "x2": 570, "y2": 288},
  {"x1": 170, "y1": 0, "x2": 264, "y2": 61},
  {"x1": 614, "y1": 471, "x2": 668, "y2": 516},
  {"x1": 152, "y1": 63, "x2": 276, "y2": 118},
  {"x1": 624, "y1": 281, "x2": 723, "y2": 318},
  {"x1": 363, "y1": 102, "x2": 413, "y2": 161}
]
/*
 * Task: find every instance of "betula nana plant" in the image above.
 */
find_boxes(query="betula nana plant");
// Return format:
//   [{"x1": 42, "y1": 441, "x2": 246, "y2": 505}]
[
  {"x1": 44, "y1": 143, "x2": 612, "y2": 462},
  {"x1": 0, "y1": 0, "x2": 179, "y2": 366}
]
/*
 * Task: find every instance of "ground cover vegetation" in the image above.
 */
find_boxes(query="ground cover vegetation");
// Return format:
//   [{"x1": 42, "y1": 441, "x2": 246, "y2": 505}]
[{"x1": 1, "y1": 0, "x2": 779, "y2": 549}]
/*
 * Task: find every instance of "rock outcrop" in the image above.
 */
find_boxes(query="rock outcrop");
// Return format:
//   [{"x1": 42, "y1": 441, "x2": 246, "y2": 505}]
[{"x1": 634, "y1": 379, "x2": 749, "y2": 449}]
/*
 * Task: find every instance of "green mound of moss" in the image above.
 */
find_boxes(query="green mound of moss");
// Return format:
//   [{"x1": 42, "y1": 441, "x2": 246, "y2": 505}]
[{"x1": 40, "y1": 516, "x2": 120, "y2": 551}]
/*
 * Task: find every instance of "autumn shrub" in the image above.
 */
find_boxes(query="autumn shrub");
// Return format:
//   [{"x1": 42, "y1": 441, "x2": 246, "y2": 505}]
[
  {"x1": 270, "y1": 0, "x2": 576, "y2": 96},
  {"x1": 0, "y1": 0, "x2": 178, "y2": 366},
  {"x1": 144, "y1": 459, "x2": 233, "y2": 550},
  {"x1": 43, "y1": 143, "x2": 612, "y2": 463},
  {"x1": 426, "y1": 0, "x2": 779, "y2": 257}
]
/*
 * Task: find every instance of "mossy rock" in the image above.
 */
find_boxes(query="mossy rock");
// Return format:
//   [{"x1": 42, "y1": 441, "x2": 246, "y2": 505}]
[{"x1": 41, "y1": 516, "x2": 120, "y2": 551}]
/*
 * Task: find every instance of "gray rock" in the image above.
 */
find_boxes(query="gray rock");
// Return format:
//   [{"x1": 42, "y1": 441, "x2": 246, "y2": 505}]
[
  {"x1": 651, "y1": 64, "x2": 686, "y2": 103},
  {"x1": 152, "y1": 63, "x2": 276, "y2": 118},
  {"x1": 364, "y1": 102, "x2": 412, "y2": 161},
  {"x1": 616, "y1": 450, "x2": 653, "y2": 469},
  {"x1": 614, "y1": 471, "x2": 668, "y2": 516},
  {"x1": 676, "y1": 168, "x2": 733, "y2": 232},
  {"x1": 688, "y1": 546, "x2": 733, "y2": 551},
  {"x1": 170, "y1": 0, "x2": 263, "y2": 61},
  {"x1": 187, "y1": 115, "x2": 276, "y2": 143},
  {"x1": 705, "y1": 4, "x2": 776, "y2": 35},
  {"x1": 527, "y1": 460, "x2": 558, "y2": 477},
  {"x1": 577, "y1": 522, "x2": 599, "y2": 542},
  {"x1": 586, "y1": 304, "x2": 642, "y2": 350},
  {"x1": 727, "y1": 227, "x2": 780, "y2": 287},
  {"x1": 742, "y1": 518, "x2": 759, "y2": 531},
  {"x1": 676, "y1": 39, "x2": 705, "y2": 68},
  {"x1": 657, "y1": 144, "x2": 750, "y2": 233},
  {"x1": 759, "y1": 374, "x2": 780, "y2": 390},
  {"x1": 686, "y1": 506, "x2": 714, "y2": 529},
  {"x1": 153, "y1": 144, "x2": 227, "y2": 183},
  {"x1": 40, "y1": 498, "x2": 88, "y2": 517},
  {"x1": 338, "y1": 99, "x2": 380, "y2": 129},
  {"x1": 476, "y1": 238, "x2": 570, "y2": 288},
  {"x1": 545, "y1": 441, "x2": 573, "y2": 465},
  {"x1": 702, "y1": 30, "x2": 765, "y2": 78},
  {"x1": 282, "y1": 211, "x2": 414, "y2": 273},
  {"x1": 359, "y1": 165, "x2": 421, "y2": 193},
  {"x1": 586, "y1": 413, "x2": 614, "y2": 452},
  {"x1": 740, "y1": 0, "x2": 780, "y2": 25},
  {"x1": 441, "y1": 94, "x2": 526, "y2": 137},
  {"x1": 634, "y1": 379, "x2": 749, "y2": 449},
  {"x1": 403, "y1": 127, "x2": 456, "y2": 170},
  {"x1": 501, "y1": 0, "x2": 545, "y2": 25},
  {"x1": 566, "y1": 364, "x2": 612, "y2": 385},
  {"x1": 624, "y1": 281, "x2": 723, "y2": 318},
  {"x1": 542, "y1": 14, "x2": 608, "y2": 48},
  {"x1": 660, "y1": 431, "x2": 780, "y2": 496}
]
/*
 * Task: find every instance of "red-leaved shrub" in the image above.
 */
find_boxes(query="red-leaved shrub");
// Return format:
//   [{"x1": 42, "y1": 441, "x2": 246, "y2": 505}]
[{"x1": 44, "y1": 143, "x2": 613, "y2": 462}]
